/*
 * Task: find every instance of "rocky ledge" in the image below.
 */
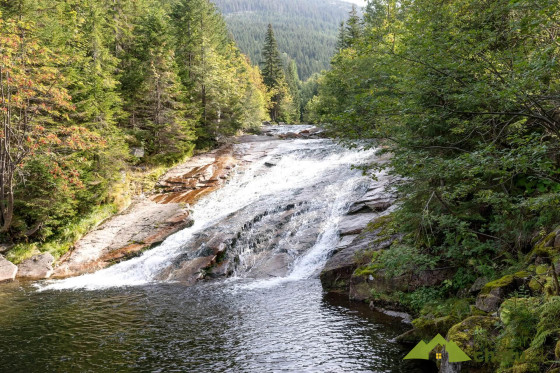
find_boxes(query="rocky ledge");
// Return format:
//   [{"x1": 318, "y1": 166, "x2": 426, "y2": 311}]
[{"x1": 48, "y1": 126, "x2": 314, "y2": 279}]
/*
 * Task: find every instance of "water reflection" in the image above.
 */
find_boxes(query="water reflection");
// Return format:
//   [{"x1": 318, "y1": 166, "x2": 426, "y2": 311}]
[{"x1": 0, "y1": 280, "x2": 436, "y2": 372}]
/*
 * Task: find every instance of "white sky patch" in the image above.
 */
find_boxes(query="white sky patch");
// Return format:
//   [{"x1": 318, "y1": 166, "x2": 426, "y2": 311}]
[{"x1": 340, "y1": 0, "x2": 367, "y2": 6}]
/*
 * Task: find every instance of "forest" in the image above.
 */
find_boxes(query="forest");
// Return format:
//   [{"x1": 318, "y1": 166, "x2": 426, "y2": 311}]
[
  {"x1": 212, "y1": 0, "x2": 353, "y2": 80},
  {"x1": 0, "y1": 0, "x2": 271, "y2": 258},
  {"x1": 309, "y1": 0, "x2": 560, "y2": 371}
]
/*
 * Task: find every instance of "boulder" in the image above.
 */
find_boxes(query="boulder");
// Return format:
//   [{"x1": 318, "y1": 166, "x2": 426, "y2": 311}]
[
  {"x1": 475, "y1": 273, "x2": 530, "y2": 312},
  {"x1": 468, "y1": 277, "x2": 488, "y2": 295},
  {"x1": 338, "y1": 213, "x2": 377, "y2": 236},
  {"x1": 130, "y1": 147, "x2": 145, "y2": 158},
  {"x1": 284, "y1": 132, "x2": 300, "y2": 139},
  {"x1": 364, "y1": 267, "x2": 456, "y2": 295},
  {"x1": 321, "y1": 230, "x2": 383, "y2": 292},
  {"x1": 396, "y1": 315, "x2": 457, "y2": 344},
  {"x1": 0, "y1": 256, "x2": 17, "y2": 282},
  {"x1": 322, "y1": 223, "x2": 398, "y2": 293},
  {"x1": 439, "y1": 349, "x2": 463, "y2": 373},
  {"x1": 16, "y1": 253, "x2": 55, "y2": 279},
  {"x1": 446, "y1": 316, "x2": 499, "y2": 369},
  {"x1": 0, "y1": 244, "x2": 14, "y2": 254}
]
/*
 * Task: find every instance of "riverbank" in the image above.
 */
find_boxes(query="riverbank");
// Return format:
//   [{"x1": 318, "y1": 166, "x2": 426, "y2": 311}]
[
  {"x1": 321, "y1": 199, "x2": 560, "y2": 372},
  {"x1": 0, "y1": 125, "x2": 325, "y2": 282}
]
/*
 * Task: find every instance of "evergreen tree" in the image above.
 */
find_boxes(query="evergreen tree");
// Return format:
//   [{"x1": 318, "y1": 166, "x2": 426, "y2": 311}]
[
  {"x1": 122, "y1": 7, "x2": 195, "y2": 163},
  {"x1": 0, "y1": 0, "x2": 268, "y2": 244},
  {"x1": 345, "y1": 5, "x2": 362, "y2": 47},
  {"x1": 336, "y1": 21, "x2": 347, "y2": 51},
  {"x1": 284, "y1": 57, "x2": 301, "y2": 121},
  {"x1": 260, "y1": 24, "x2": 295, "y2": 122},
  {"x1": 261, "y1": 24, "x2": 284, "y2": 88}
]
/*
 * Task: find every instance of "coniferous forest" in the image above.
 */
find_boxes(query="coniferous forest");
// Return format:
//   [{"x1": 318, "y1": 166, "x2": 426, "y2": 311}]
[
  {"x1": 212, "y1": 0, "x2": 353, "y2": 80},
  {"x1": 0, "y1": 0, "x2": 269, "y2": 255}
]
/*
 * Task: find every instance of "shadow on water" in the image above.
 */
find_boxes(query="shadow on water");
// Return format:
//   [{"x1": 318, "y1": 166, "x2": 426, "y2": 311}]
[{"x1": 0, "y1": 279, "x2": 437, "y2": 373}]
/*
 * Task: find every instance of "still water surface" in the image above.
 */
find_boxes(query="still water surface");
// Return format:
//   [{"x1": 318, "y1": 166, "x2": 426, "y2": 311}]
[{"x1": 0, "y1": 279, "x2": 436, "y2": 372}]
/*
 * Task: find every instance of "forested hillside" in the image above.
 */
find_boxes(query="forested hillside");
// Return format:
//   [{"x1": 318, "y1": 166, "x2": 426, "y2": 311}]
[
  {"x1": 0, "y1": 0, "x2": 268, "y2": 256},
  {"x1": 310, "y1": 0, "x2": 560, "y2": 371},
  {"x1": 212, "y1": 0, "x2": 353, "y2": 80}
]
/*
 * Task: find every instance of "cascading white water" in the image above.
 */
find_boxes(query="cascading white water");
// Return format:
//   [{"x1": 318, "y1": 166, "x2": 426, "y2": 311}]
[{"x1": 40, "y1": 136, "x2": 385, "y2": 291}]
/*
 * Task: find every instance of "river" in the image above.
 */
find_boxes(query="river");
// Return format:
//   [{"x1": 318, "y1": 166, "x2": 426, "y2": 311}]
[{"x1": 0, "y1": 127, "x2": 436, "y2": 372}]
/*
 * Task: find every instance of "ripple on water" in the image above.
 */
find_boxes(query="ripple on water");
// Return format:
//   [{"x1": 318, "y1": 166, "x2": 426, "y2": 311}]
[{"x1": 0, "y1": 280, "x2": 436, "y2": 372}]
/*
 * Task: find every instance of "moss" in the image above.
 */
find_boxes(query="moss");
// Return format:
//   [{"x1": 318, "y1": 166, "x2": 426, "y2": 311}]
[
  {"x1": 535, "y1": 231, "x2": 557, "y2": 250},
  {"x1": 529, "y1": 276, "x2": 545, "y2": 294},
  {"x1": 480, "y1": 275, "x2": 515, "y2": 295},
  {"x1": 447, "y1": 316, "x2": 499, "y2": 358},
  {"x1": 535, "y1": 265, "x2": 549, "y2": 275},
  {"x1": 511, "y1": 362, "x2": 540, "y2": 373},
  {"x1": 514, "y1": 271, "x2": 531, "y2": 279},
  {"x1": 353, "y1": 266, "x2": 376, "y2": 277},
  {"x1": 530, "y1": 236, "x2": 557, "y2": 260},
  {"x1": 368, "y1": 213, "x2": 393, "y2": 230},
  {"x1": 411, "y1": 315, "x2": 457, "y2": 339},
  {"x1": 470, "y1": 305, "x2": 489, "y2": 316}
]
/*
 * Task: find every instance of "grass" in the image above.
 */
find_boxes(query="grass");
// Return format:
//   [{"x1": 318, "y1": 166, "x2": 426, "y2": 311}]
[{"x1": 7, "y1": 203, "x2": 118, "y2": 264}]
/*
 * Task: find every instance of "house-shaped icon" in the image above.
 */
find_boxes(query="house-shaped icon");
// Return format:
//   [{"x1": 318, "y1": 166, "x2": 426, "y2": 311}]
[{"x1": 403, "y1": 334, "x2": 471, "y2": 363}]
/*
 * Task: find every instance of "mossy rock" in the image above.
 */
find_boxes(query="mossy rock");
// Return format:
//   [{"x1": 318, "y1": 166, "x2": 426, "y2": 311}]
[
  {"x1": 480, "y1": 275, "x2": 516, "y2": 295},
  {"x1": 510, "y1": 362, "x2": 541, "y2": 373},
  {"x1": 535, "y1": 265, "x2": 548, "y2": 275},
  {"x1": 529, "y1": 276, "x2": 546, "y2": 294},
  {"x1": 411, "y1": 315, "x2": 458, "y2": 339},
  {"x1": 447, "y1": 316, "x2": 499, "y2": 358},
  {"x1": 530, "y1": 229, "x2": 560, "y2": 261},
  {"x1": 469, "y1": 305, "x2": 489, "y2": 316},
  {"x1": 476, "y1": 274, "x2": 531, "y2": 312}
]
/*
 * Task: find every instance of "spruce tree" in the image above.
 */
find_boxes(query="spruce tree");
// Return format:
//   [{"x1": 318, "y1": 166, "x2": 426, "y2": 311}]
[
  {"x1": 261, "y1": 24, "x2": 284, "y2": 88},
  {"x1": 336, "y1": 21, "x2": 347, "y2": 50},
  {"x1": 260, "y1": 24, "x2": 296, "y2": 122},
  {"x1": 345, "y1": 5, "x2": 362, "y2": 46}
]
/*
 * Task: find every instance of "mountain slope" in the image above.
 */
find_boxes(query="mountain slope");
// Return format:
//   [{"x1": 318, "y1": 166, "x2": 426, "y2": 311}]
[{"x1": 212, "y1": 0, "x2": 354, "y2": 80}]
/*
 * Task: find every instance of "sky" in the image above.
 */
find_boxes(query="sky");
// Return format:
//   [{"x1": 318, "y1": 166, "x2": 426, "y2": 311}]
[{"x1": 341, "y1": 0, "x2": 367, "y2": 5}]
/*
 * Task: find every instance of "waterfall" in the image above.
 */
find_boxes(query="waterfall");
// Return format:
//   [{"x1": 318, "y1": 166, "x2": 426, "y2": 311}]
[{"x1": 40, "y1": 135, "x2": 385, "y2": 291}]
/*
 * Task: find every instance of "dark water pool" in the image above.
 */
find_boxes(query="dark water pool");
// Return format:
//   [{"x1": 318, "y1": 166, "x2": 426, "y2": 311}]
[{"x1": 0, "y1": 279, "x2": 436, "y2": 372}]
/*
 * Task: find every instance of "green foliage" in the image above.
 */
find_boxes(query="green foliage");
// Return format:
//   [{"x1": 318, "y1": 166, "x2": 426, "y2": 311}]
[
  {"x1": 496, "y1": 297, "x2": 542, "y2": 370},
  {"x1": 7, "y1": 203, "x2": 118, "y2": 263},
  {"x1": 376, "y1": 244, "x2": 440, "y2": 277},
  {"x1": 212, "y1": 0, "x2": 353, "y2": 80},
  {"x1": 310, "y1": 0, "x2": 560, "y2": 280},
  {"x1": 396, "y1": 286, "x2": 448, "y2": 313},
  {"x1": 0, "y1": 0, "x2": 268, "y2": 247},
  {"x1": 260, "y1": 24, "x2": 297, "y2": 122}
]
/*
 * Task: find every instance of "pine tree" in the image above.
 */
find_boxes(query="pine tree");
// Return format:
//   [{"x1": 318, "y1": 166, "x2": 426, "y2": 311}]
[
  {"x1": 336, "y1": 21, "x2": 347, "y2": 50},
  {"x1": 122, "y1": 7, "x2": 195, "y2": 163},
  {"x1": 261, "y1": 24, "x2": 284, "y2": 88},
  {"x1": 345, "y1": 5, "x2": 362, "y2": 47},
  {"x1": 260, "y1": 24, "x2": 295, "y2": 122}
]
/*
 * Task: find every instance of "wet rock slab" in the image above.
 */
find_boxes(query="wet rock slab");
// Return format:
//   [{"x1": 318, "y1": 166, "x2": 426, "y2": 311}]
[
  {"x1": 338, "y1": 213, "x2": 378, "y2": 236},
  {"x1": 0, "y1": 256, "x2": 17, "y2": 282},
  {"x1": 17, "y1": 253, "x2": 55, "y2": 280}
]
